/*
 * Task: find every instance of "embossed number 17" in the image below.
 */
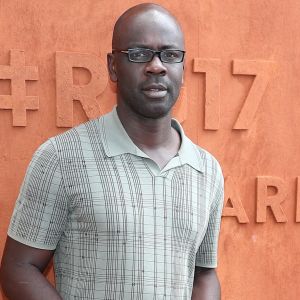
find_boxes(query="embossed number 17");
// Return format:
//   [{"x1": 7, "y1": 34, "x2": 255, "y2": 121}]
[{"x1": 193, "y1": 58, "x2": 276, "y2": 130}]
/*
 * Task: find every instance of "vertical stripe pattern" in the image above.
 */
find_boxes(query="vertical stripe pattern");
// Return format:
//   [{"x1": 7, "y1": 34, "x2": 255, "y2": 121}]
[{"x1": 8, "y1": 109, "x2": 224, "y2": 300}]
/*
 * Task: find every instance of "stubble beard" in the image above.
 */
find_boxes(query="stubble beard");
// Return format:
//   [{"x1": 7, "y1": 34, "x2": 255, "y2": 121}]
[
  {"x1": 125, "y1": 95, "x2": 178, "y2": 120},
  {"x1": 118, "y1": 85, "x2": 180, "y2": 120}
]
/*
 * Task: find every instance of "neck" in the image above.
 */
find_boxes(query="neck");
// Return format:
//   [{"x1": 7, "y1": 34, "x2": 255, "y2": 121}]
[{"x1": 116, "y1": 104, "x2": 174, "y2": 149}]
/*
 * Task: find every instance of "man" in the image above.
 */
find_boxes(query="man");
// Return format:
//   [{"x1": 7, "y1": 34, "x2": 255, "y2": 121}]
[{"x1": 0, "y1": 3, "x2": 224, "y2": 299}]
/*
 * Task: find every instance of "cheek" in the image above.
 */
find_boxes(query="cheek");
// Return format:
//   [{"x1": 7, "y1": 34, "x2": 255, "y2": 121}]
[
  {"x1": 168, "y1": 65, "x2": 184, "y2": 83},
  {"x1": 117, "y1": 62, "x2": 143, "y2": 83},
  {"x1": 118, "y1": 72, "x2": 143, "y2": 94},
  {"x1": 169, "y1": 70, "x2": 184, "y2": 93}
]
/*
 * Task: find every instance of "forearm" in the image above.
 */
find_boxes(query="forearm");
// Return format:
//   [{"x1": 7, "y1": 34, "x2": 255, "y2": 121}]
[
  {"x1": 0, "y1": 263, "x2": 62, "y2": 300},
  {"x1": 191, "y1": 267, "x2": 221, "y2": 300}
]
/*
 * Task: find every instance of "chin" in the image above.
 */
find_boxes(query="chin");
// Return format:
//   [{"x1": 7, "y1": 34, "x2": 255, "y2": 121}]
[
  {"x1": 137, "y1": 103, "x2": 175, "y2": 119},
  {"x1": 120, "y1": 93, "x2": 178, "y2": 119}
]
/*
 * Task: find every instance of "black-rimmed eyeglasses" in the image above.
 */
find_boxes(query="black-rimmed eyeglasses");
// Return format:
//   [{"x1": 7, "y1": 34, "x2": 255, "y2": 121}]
[{"x1": 112, "y1": 48, "x2": 185, "y2": 63}]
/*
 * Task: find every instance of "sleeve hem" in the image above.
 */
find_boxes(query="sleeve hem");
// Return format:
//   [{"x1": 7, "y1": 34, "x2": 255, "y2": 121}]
[
  {"x1": 195, "y1": 262, "x2": 217, "y2": 268},
  {"x1": 7, "y1": 231, "x2": 57, "y2": 251}
]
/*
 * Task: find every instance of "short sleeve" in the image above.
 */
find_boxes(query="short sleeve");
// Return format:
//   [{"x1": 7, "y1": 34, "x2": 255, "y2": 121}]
[
  {"x1": 195, "y1": 159, "x2": 224, "y2": 268},
  {"x1": 8, "y1": 139, "x2": 69, "y2": 250}
]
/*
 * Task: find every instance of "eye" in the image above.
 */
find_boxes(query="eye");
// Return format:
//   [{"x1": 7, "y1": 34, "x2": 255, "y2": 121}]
[
  {"x1": 164, "y1": 50, "x2": 180, "y2": 59},
  {"x1": 130, "y1": 49, "x2": 150, "y2": 59}
]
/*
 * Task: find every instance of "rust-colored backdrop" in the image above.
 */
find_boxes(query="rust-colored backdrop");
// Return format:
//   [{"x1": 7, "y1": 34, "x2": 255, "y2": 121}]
[{"x1": 1, "y1": 1, "x2": 300, "y2": 299}]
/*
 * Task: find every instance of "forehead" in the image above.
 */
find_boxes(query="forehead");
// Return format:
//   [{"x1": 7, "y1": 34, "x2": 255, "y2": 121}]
[{"x1": 114, "y1": 10, "x2": 184, "y2": 50}]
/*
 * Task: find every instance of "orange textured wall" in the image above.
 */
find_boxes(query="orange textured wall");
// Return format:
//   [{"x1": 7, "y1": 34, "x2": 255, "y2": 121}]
[{"x1": 1, "y1": 1, "x2": 300, "y2": 299}]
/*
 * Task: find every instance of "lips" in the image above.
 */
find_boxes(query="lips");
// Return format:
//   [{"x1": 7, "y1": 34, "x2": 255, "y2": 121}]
[{"x1": 142, "y1": 84, "x2": 168, "y2": 98}]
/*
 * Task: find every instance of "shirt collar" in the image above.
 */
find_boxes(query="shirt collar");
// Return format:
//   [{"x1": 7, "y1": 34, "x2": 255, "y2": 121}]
[
  {"x1": 101, "y1": 106, "x2": 204, "y2": 173},
  {"x1": 171, "y1": 120, "x2": 204, "y2": 173}
]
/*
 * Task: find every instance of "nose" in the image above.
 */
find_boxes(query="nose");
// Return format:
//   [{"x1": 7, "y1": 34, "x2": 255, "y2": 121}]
[{"x1": 144, "y1": 55, "x2": 167, "y2": 76}]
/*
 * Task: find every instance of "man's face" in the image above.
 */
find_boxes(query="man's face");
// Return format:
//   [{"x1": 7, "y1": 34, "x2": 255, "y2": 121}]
[{"x1": 108, "y1": 10, "x2": 185, "y2": 119}]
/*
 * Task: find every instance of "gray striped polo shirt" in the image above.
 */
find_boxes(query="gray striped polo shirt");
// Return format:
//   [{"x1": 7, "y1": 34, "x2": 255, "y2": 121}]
[{"x1": 8, "y1": 107, "x2": 224, "y2": 300}]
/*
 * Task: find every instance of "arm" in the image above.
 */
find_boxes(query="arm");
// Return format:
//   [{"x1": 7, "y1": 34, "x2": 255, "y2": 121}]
[
  {"x1": 193, "y1": 156, "x2": 224, "y2": 299},
  {"x1": 191, "y1": 266, "x2": 220, "y2": 300},
  {"x1": 0, "y1": 236, "x2": 62, "y2": 300}
]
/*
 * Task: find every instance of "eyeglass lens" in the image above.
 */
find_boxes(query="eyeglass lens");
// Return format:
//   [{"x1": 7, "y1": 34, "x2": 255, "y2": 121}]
[{"x1": 128, "y1": 49, "x2": 184, "y2": 63}]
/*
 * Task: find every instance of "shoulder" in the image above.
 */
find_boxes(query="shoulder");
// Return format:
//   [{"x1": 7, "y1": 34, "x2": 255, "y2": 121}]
[
  {"x1": 51, "y1": 117, "x2": 102, "y2": 149},
  {"x1": 195, "y1": 145, "x2": 223, "y2": 177},
  {"x1": 196, "y1": 146, "x2": 224, "y2": 210},
  {"x1": 30, "y1": 117, "x2": 104, "y2": 168},
  {"x1": 193, "y1": 144, "x2": 224, "y2": 203}
]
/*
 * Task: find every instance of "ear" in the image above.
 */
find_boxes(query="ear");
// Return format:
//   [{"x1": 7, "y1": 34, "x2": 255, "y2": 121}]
[
  {"x1": 107, "y1": 53, "x2": 118, "y2": 82},
  {"x1": 181, "y1": 64, "x2": 185, "y2": 85}
]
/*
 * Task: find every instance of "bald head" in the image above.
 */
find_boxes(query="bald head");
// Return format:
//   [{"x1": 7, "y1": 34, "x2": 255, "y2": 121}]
[{"x1": 112, "y1": 3, "x2": 184, "y2": 50}]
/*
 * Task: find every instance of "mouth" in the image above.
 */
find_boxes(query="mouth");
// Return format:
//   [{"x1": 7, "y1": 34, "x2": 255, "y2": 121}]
[{"x1": 142, "y1": 84, "x2": 168, "y2": 98}]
